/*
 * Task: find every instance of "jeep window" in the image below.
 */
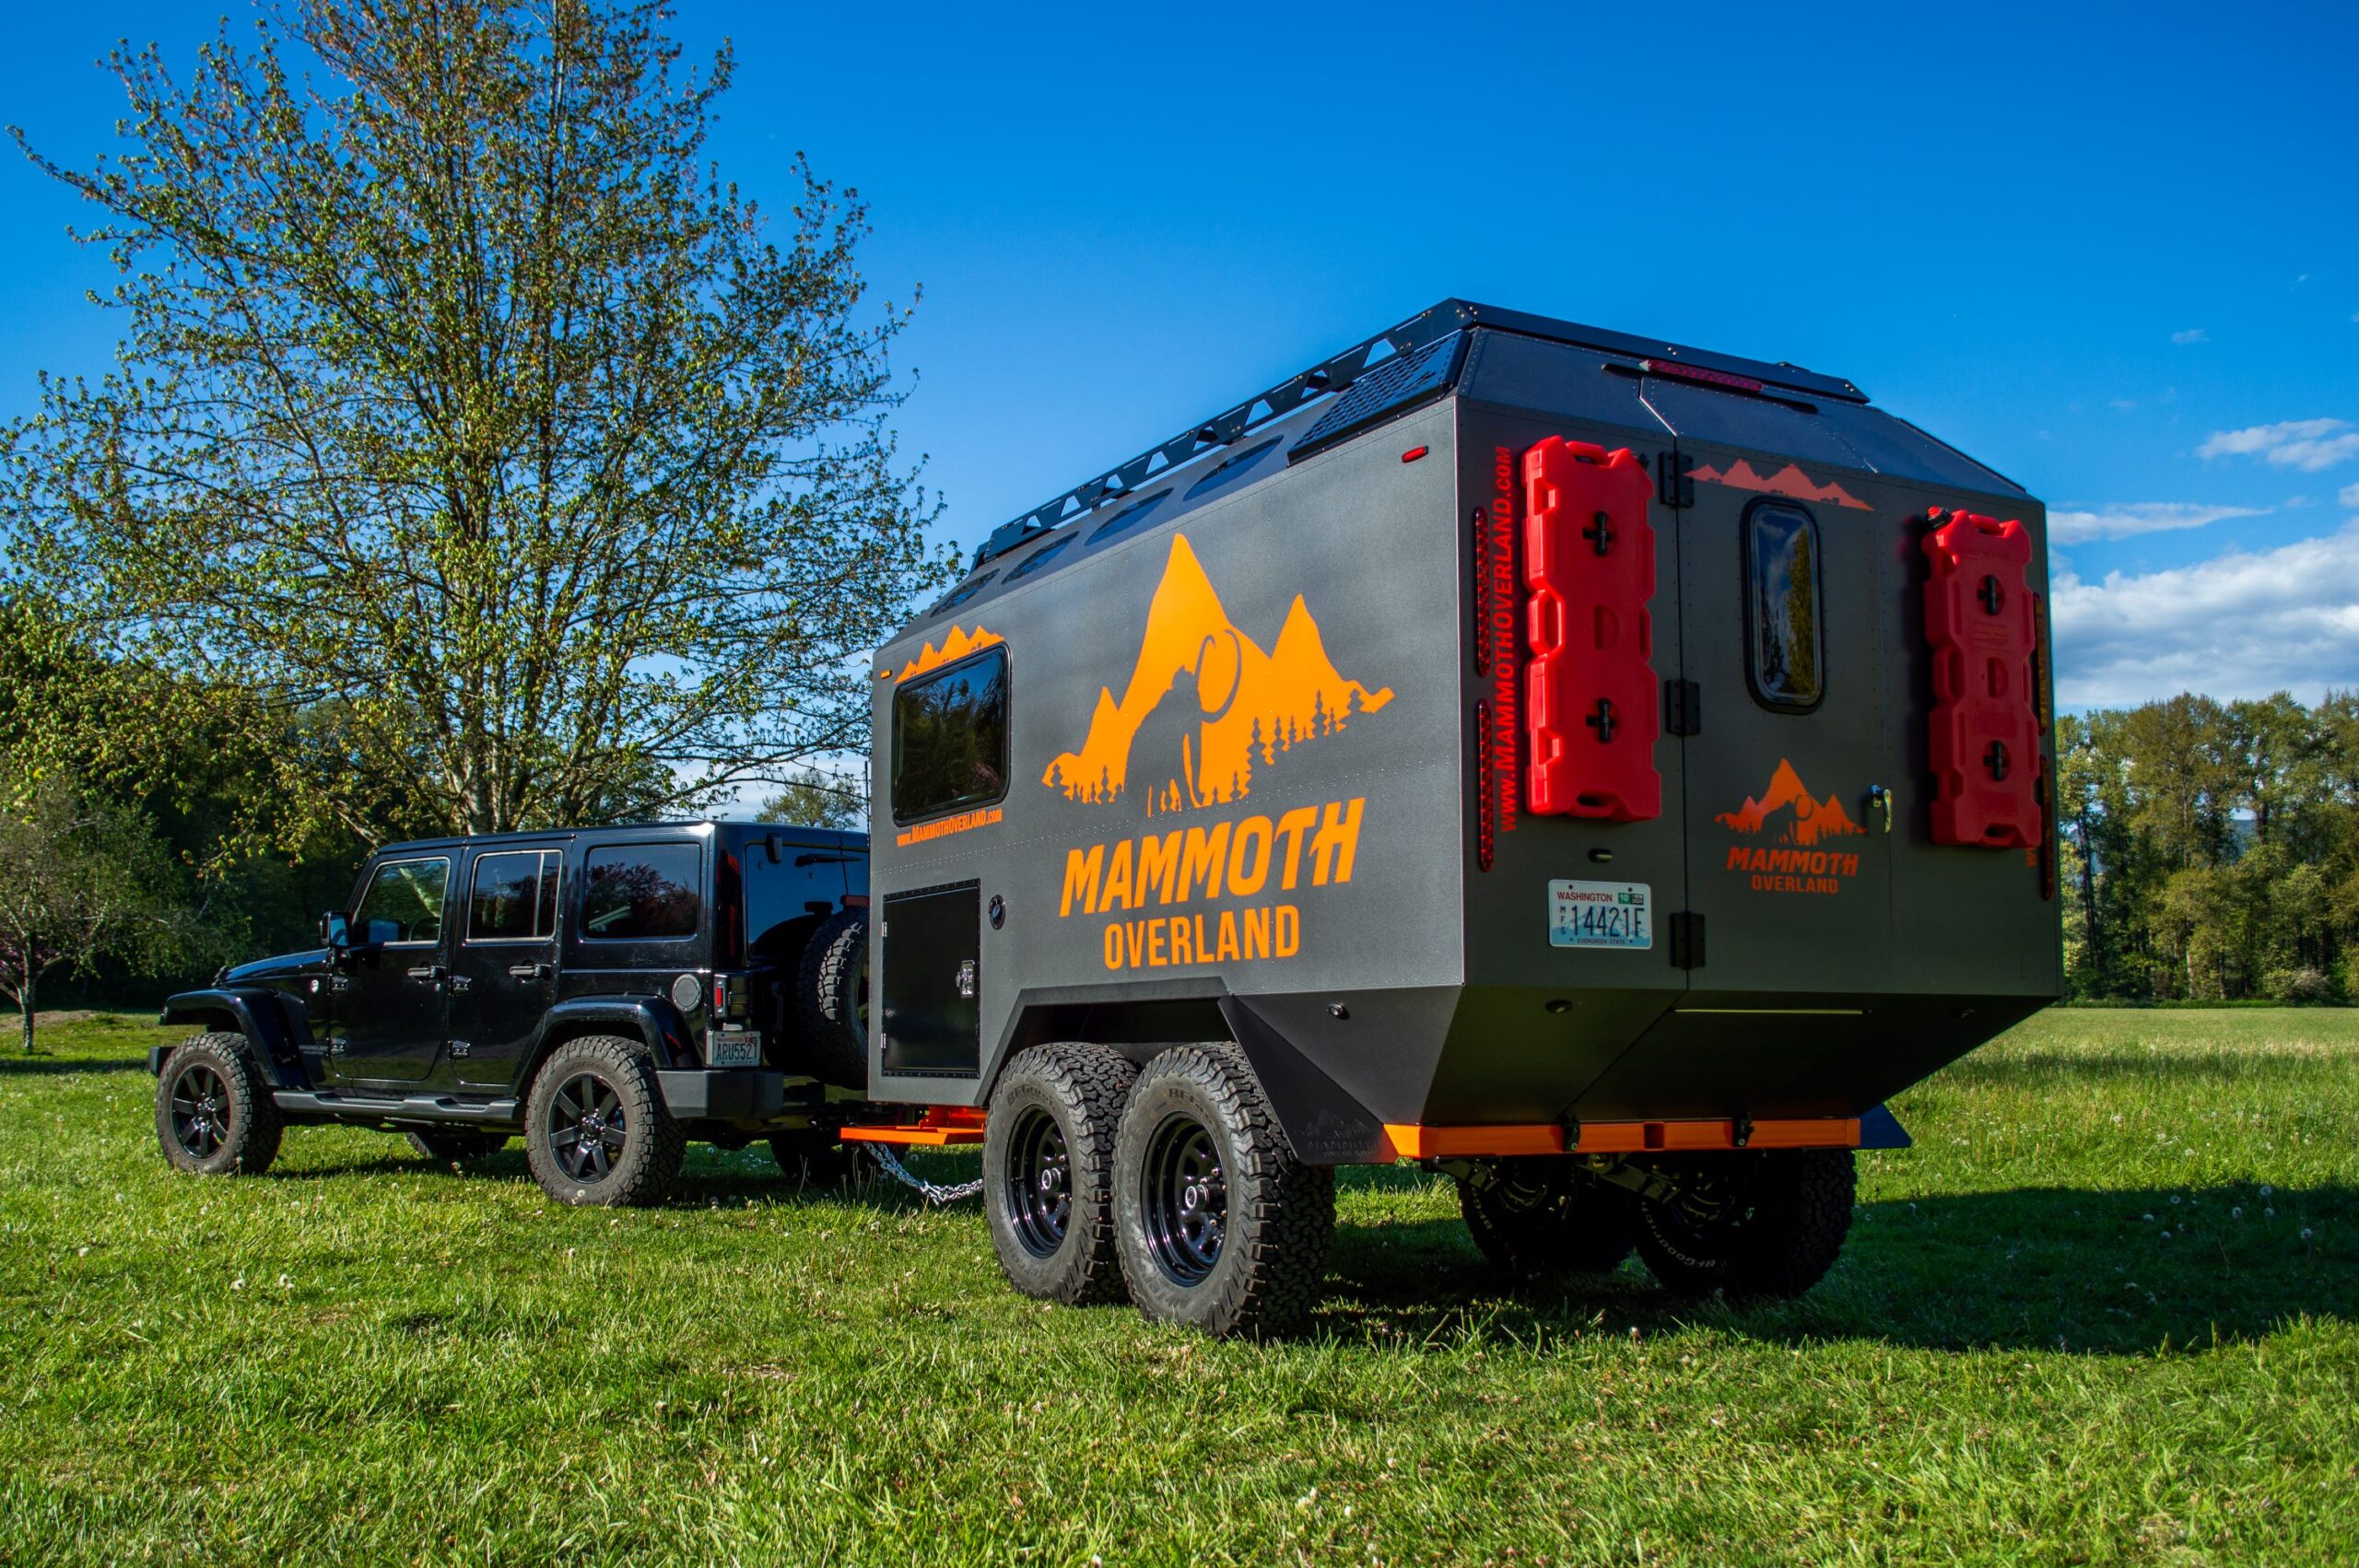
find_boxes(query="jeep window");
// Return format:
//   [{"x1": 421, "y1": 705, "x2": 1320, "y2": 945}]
[
  {"x1": 468, "y1": 849, "x2": 559, "y2": 942},
  {"x1": 892, "y1": 648, "x2": 1009, "y2": 823},
  {"x1": 352, "y1": 857, "x2": 450, "y2": 945},
  {"x1": 1744, "y1": 501, "x2": 1825, "y2": 712},
  {"x1": 581, "y1": 844, "x2": 701, "y2": 941}
]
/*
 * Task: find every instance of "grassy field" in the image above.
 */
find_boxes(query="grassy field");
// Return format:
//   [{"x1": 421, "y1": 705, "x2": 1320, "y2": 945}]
[{"x1": 1, "y1": 1010, "x2": 2353, "y2": 1565}]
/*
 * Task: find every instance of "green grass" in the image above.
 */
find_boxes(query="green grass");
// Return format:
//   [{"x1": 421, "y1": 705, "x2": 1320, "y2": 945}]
[{"x1": 2, "y1": 1010, "x2": 2353, "y2": 1566}]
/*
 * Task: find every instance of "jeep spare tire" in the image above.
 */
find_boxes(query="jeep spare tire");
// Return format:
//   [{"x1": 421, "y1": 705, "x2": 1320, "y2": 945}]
[{"x1": 796, "y1": 907, "x2": 870, "y2": 1091}]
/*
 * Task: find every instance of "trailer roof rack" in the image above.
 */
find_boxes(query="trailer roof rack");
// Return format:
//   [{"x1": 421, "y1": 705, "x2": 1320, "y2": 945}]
[{"x1": 970, "y1": 298, "x2": 1866, "y2": 569}]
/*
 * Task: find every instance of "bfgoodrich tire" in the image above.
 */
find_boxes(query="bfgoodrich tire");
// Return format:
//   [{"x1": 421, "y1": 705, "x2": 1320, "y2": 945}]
[
  {"x1": 405, "y1": 1129, "x2": 510, "y2": 1165},
  {"x1": 523, "y1": 1036, "x2": 685, "y2": 1207},
  {"x1": 983, "y1": 1043, "x2": 1139, "y2": 1306},
  {"x1": 155, "y1": 1032, "x2": 283, "y2": 1176},
  {"x1": 1111, "y1": 1044, "x2": 1333, "y2": 1340},
  {"x1": 1633, "y1": 1148, "x2": 1857, "y2": 1300},
  {"x1": 1458, "y1": 1160, "x2": 1638, "y2": 1278},
  {"x1": 796, "y1": 907, "x2": 869, "y2": 1091}
]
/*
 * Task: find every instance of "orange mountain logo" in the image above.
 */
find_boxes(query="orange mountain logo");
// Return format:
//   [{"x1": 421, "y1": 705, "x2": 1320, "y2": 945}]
[
  {"x1": 1716, "y1": 759, "x2": 1865, "y2": 845},
  {"x1": 1689, "y1": 458, "x2": 1871, "y2": 511},
  {"x1": 1044, "y1": 532, "x2": 1393, "y2": 813},
  {"x1": 896, "y1": 624, "x2": 1004, "y2": 683}
]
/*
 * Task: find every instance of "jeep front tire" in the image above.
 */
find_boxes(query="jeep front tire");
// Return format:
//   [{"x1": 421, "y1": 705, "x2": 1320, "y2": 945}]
[
  {"x1": 523, "y1": 1036, "x2": 685, "y2": 1207},
  {"x1": 155, "y1": 1031, "x2": 283, "y2": 1176}
]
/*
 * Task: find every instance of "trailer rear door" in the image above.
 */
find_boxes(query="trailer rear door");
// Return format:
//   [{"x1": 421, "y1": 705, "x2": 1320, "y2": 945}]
[{"x1": 1671, "y1": 437, "x2": 1895, "y2": 996}]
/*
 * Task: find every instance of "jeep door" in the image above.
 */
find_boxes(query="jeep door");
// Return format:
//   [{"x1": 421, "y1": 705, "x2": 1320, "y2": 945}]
[
  {"x1": 446, "y1": 845, "x2": 563, "y2": 1090},
  {"x1": 334, "y1": 853, "x2": 454, "y2": 1083}
]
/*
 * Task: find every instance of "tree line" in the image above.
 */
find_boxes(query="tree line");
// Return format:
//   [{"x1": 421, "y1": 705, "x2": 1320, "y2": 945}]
[
  {"x1": 2060, "y1": 691, "x2": 2357, "y2": 1002},
  {"x1": 0, "y1": 1, "x2": 941, "y2": 1048}
]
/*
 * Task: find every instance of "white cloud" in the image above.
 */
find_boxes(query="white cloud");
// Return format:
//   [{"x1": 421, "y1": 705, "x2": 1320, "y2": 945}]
[
  {"x1": 2170, "y1": 328, "x2": 2208, "y2": 345},
  {"x1": 2343, "y1": 482, "x2": 2359, "y2": 509},
  {"x1": 2051, "y1": 523, "x2": 2359, "y2": 707},
  {"x1": 2048, "y1": 502, "x2": 2264, "y2": 544},
  {"x1": 2199, "y1": 418, "x2": 2359, "y2": 472}
]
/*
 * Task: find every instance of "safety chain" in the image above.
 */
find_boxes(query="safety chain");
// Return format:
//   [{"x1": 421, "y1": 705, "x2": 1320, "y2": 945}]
[{"x1": 864, "y1": 1142, "x2": 985, "y2": 1206}]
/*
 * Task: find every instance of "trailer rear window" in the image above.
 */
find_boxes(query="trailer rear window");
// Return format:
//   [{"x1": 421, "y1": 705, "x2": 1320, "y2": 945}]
[
  {"x1": 1744, "y1": 502, "x2": 1825, "y2": 711},
  {"x1": 893, "y1": 649, "x2": 1009, "y2": 824}
]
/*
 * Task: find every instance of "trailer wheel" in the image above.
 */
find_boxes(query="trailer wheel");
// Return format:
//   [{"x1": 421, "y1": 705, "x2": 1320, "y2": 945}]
[
  {"x1": 796, "y1": 907, "x2": 869, "y2": 1092},
  {"x1": 1457, "y1": 1161, "x2": 1637, "y2": 1278},
  {"x1": 1112, "y1": 1044, "x2": 1333, "y2": 1340},
  {"x1": 769, "y1": 1129, "x2": 858, "y2": 1188},
  {"x1": 523, "y1": 1035, "x2": 685, "y2": 1208},
  {"x1": 984, "y1": 1043, "x2": 1138, "y2": 1305},
  {"x1": 1633, "y1": 1149, "x2": 1856, "y2": 1300},
  {"x1": 154, "y1": 1031, "x2": 283, "y2": 1176},
  {"x1": 405, "y1": 1129, "x2": 510, "y2": 1165}
]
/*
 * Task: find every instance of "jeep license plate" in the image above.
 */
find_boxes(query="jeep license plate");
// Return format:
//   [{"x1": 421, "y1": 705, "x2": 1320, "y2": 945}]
[
  {"x1": 706, "y1": 1028, "x2": 763, "y2": 1068},
  {"x1": 1548, "y1": 880, "x2": 1652, "y2": 950}
]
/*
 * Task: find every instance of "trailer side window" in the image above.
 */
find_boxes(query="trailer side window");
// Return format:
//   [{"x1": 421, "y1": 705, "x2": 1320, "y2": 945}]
[
  {"x1": 893, "y1": 649, "x2": 1009, "y2": 824},
  {"x1": 1744, "y1": 502, "x2": 1825, "y2": 712}
]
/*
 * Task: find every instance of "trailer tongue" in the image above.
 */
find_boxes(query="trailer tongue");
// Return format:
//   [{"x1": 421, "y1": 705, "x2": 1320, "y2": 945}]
[{"x1": 855, "y1": 299, "x2": 2057, "y2": 1336}]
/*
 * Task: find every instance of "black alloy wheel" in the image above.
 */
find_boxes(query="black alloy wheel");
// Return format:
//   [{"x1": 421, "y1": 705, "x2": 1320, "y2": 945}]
[
  {"x1": 546, "y1": 1071, "x2": 628, "y2": 1183},
  {"x1": 1004, "y1": 1104, "x2": 1077, "y2": 1259},
  {"x1": 169, "y1": 1062, "x2": 232, "y2": 1164},
  {"x1": 1139, "y1": 1112, "x2": 1226, "y2": 1286}
]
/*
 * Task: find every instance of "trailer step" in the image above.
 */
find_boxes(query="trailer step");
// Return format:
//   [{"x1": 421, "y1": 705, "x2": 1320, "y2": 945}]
[
  {"x1": 841, "y1": 1107, "x2": 987, "y2": 1147},
  {"x1": 1383, "y1": 1116, "x2": 1865, "y2": 1161}
]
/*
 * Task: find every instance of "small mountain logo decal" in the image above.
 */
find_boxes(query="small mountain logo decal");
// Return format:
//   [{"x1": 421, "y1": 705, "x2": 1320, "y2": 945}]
[
  {"x1": 1044, "y1": 532, "x2": 1393, "y2": 813},
  {"x1": 1688, "y1": 458, "x2": 1871, "y2": 511},
  {"x1": 1716, "y1": 759, "x2": 1865, "y2": 845}
]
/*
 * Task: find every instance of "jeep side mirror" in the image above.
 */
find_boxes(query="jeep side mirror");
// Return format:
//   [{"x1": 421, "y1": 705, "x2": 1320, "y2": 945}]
[{"x1": 321, "y1": 909, "x2": 352, "y2": 949}]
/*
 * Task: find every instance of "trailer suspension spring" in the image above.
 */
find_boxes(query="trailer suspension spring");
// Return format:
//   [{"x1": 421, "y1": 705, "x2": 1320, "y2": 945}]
[{"x1": 865, "y1": 1142, "x2": 985, "y2": 1206}]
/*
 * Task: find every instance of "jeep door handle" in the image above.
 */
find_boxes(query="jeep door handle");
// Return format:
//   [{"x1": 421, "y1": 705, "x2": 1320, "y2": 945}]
[
  {"x1": 508, "y1": 963, "x2": 552, "y2": 980},
  {"x1": 406, "y1": 964, "x2": 448, "y2": 983}
]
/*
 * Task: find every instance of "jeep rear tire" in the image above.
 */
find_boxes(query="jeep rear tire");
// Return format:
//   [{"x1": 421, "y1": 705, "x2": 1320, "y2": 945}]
[
  {"x1": 1632, "y1": 1148, "x2": 1856, "y2": 1300},
  {"x1": 405, "y1": 1129, "x2": 510, "y2": 1165},
  {"x1": 523, "y1": 1036, "x2": 685, "y2": 1207},
  {"x1": 1458, "y1": 1160, "x2": 1638, "y2": 1278},
  {"x1": 796, "y1": 907, "x2": 869, "y2": 1091},
  {"x1": 984, "y1": 1043, "x2": 1139, "y2": 1306},
  {"x1": 155, "y1": 1031, "x2": 283, "y2": 1176},
  {"x1": 1111, "y1": 1044, "x2": 1332, "y2": 1340}
]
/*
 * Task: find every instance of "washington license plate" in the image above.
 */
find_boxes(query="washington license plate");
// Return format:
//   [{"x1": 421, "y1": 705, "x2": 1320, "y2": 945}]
[
  {"x1": 1548, "y1": 880, "x2": 1652, "y2": 950},
  {"x1": 706, "y1": 1028, "x2": 763, "y2": 1068}
]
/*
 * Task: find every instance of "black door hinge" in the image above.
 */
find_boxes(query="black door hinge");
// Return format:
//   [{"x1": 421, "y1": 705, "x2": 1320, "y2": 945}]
[
  {"x1": 1664, "y1": 679, "x2": 1701, "y2": 737},
  {"x1": 1658, "y1": 450, "x2": 1694, "y2": 509},
  {"x1": 1668, "y1": 911, "x2": 1706, "y2": 970}
]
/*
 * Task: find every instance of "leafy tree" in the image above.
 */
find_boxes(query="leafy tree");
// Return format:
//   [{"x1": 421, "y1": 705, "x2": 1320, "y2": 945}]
[
  {"x1": 0, "y1": 778, "x2": 224, "y2": 1050},
  {"x1": 757, "y1": 766, "x2": 865, "y2": 832},
  {"x1": 4, "y1": 0, "x2": 951, "y2": 843}
]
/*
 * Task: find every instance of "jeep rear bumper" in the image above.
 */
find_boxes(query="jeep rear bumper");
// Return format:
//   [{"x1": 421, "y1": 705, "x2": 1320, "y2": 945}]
[{"x1": 656, "y1": 1068, "x2": 789, "y2": 1126}]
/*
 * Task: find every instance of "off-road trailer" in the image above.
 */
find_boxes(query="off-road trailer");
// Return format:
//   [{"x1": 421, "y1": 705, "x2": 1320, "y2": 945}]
[{"x1": 857, "y1": 298, "x2": 2060, "y2": 1334}]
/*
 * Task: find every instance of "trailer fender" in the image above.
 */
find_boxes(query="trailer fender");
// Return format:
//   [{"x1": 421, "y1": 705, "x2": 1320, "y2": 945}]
[
  {"x1": 1858, "y1": 1104, "x2": 1912, "y2": 1150},
  {"x1": 157, "y1": 989, "x2": 310, "y2": 1088},
  {"x1": 1216, "y1": 995, "x2": 1394, "y2": 1167}
]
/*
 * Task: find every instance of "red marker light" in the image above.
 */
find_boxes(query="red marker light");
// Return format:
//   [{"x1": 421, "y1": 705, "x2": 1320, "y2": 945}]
[
  {"x1": 1639, "y1": 358, "x2": 1765, "y2": 394},
  {"x1": 713, "y1": 977, "x2": 727, "y2": 1012},
  {"x1": 1401, "y1": 446, "x2": 1428, "y2": 463}
]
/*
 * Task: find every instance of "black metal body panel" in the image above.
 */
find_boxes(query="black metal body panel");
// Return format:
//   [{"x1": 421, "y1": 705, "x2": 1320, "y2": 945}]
[
  {"x1": 880, "y1": 881, "x2": 982, "y2": 1077},
  {"x1": 159, "y1": 987, "x2": 318, "y2": 1090}
]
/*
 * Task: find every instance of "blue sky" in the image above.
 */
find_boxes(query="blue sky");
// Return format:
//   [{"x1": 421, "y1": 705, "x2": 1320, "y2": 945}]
[{"x1": 4, "y1": 1, "x2": 2355, "y2": 708}]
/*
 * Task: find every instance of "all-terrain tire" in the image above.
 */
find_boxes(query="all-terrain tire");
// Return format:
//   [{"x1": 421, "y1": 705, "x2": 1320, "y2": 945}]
[
  {"x1": 1111, "y1": 1044, "x2": 1333, "y2": 1340},
  {"x1": 405, "y1": 1129, "x2": 511, "y2": 1165},
  {"x1": 523, "y1": 1035, "x2": 686, "y2": 1208},
  {"x1": 1633, "y1": 1148, "x2": 1857, "y2": 1300},
  {"x1": 155, "y1": 1032, "x2": 284, "y2": 1176},
  {"x1": 1458, "y1": 1160, "x2": 1638, "y2": 1278},
  {"x1": 769, "y1": 1129, "x2": 860, "y2": 1188},
  {"x1": 796, "y1": 907, "x2": 869, "y2": 1091},
  {"x1": 984, "y1": 1043, "x2": 1140, "y2": 1306}
]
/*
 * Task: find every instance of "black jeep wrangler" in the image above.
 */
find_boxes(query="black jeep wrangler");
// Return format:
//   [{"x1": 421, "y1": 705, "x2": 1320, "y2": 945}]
[{"x1": 150, "y1": 821, "x2": 874, "y2": 1205}]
